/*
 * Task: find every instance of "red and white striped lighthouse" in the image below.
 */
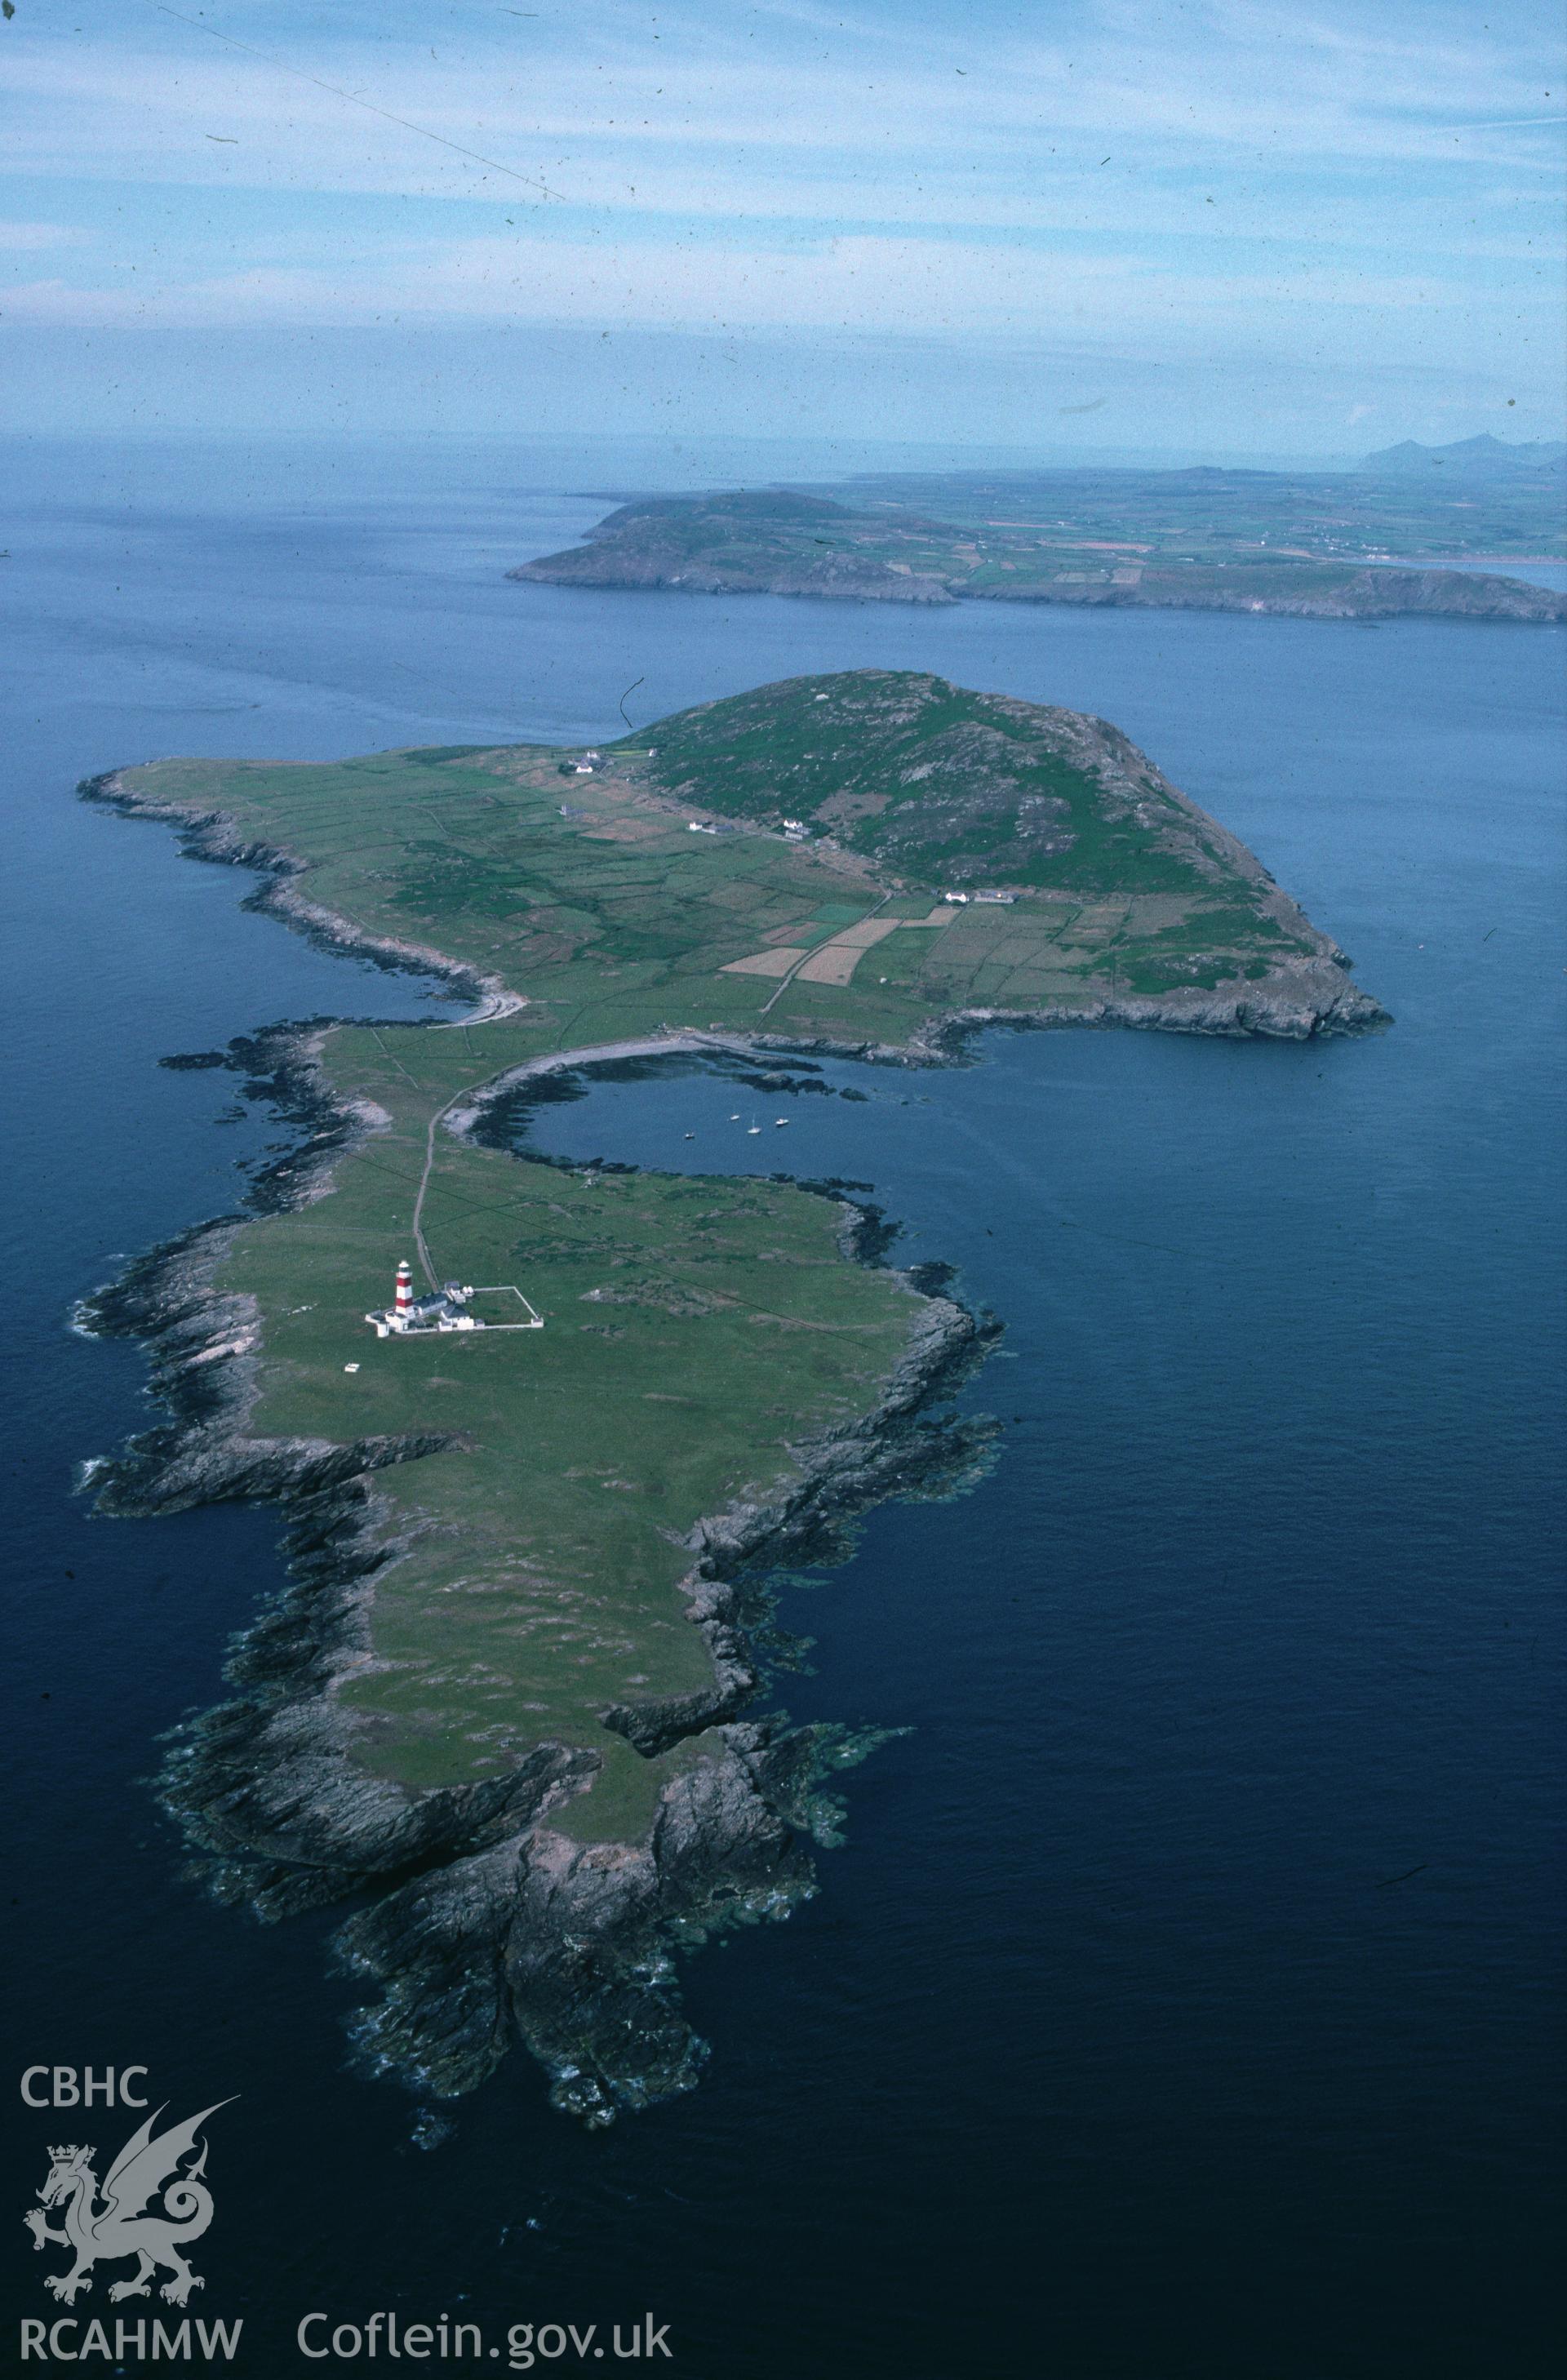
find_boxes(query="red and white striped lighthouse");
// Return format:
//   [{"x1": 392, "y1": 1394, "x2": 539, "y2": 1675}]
[{"x1": 394, "y1": 1260, "x2": 414, "y2": 1318}]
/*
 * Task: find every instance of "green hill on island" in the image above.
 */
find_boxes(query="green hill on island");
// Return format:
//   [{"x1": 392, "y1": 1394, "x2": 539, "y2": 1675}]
[
  {"x1": 104, "y1": 668, "x2": 1378, "y2": 1032},
  {"x1": 637, "y1": 668, "x2": 1281, "y2": 900}
]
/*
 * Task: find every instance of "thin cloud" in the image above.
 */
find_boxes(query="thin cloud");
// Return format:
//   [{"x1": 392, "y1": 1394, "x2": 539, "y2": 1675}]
[
  {"x1": 0, "y1": 220, "x2": 87, "y2": 251},
  {"x1": 1, "y1": 226, "x2": 1529, "y2": 349},
  {"x1": 0, "y1": 0, "x2": 1557, "y2": 381}
]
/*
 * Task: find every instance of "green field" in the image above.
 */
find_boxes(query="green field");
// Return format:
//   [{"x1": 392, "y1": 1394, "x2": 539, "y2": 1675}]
[
  {"x1": 813, "y1": 453, "x2": 1566, "y2": 566},
  {"x1": 112, "y1": 669, "x2": 1348, "y2": 1848}
]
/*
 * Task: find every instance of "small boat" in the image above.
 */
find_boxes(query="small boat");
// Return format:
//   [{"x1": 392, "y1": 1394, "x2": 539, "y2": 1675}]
[
  {"x1": 729, "y1": 1113, "x2": 740, "y2": 1121},
  {"x1": 774, "y1": 1117, "x2": 789, "y2": 1127},
  {"x1": 747, "y1": 1126, "x2": 762, "y2": 1136},
  {"x1": 683, "y1": 1131, "x2": 695, "y2": 1140}
]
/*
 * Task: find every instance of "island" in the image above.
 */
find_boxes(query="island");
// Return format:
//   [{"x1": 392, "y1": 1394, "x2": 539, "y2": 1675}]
[
  {"x1": 78, "y1": 669, "x2": 1387, "y2": 2125},
  {"x1": 512, "y1": 443, "x2": 1566, "y2": 621}
]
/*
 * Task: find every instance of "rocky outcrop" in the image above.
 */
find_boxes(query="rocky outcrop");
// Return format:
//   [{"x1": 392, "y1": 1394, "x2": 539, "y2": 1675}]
[
  {"x1": 336, "y1": 1720, "x2": 827, "y2": 2120},
  {"x1": 929, "y1": 957, "x2": 1387, "y2": 1044}
]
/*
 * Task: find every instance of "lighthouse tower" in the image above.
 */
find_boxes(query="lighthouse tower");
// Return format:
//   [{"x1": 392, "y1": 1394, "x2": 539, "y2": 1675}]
[{"x1": 394, "y1": 1260, "x2": 414, "y2": 1321}]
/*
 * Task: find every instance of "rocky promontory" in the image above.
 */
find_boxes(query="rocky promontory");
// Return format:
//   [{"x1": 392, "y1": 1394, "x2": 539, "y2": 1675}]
[{"x1": 80, "y1": 1028, "x2": 997, "y2": 2125}]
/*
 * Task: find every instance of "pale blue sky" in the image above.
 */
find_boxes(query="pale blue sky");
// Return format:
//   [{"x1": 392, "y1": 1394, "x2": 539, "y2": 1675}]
[{"x1": 2, "y1": 0, "x2": 1561, "y2": 452}]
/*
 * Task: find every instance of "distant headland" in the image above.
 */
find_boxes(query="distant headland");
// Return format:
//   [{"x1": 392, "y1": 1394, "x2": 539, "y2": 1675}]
[{"x1": 511, "y1": 446, "x2": 1565, "y2": 621}]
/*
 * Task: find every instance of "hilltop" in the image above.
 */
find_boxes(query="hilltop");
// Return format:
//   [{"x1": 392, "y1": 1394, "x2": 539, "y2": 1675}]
[{"x1": 637, "y1": 668, "x2": 1321, "y2": 915}]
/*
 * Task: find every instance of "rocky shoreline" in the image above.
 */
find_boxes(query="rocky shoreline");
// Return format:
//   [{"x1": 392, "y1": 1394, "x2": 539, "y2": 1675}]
[
  {"x1": 904, "y1": 956, "x2": 1387, "y2": 1043},
  {"x1": 78, "y1": 771, "x2": 524, "y2": 1021},
  {"x1": 513, "y1": 541, "x2": 1566, "y2": 624}
]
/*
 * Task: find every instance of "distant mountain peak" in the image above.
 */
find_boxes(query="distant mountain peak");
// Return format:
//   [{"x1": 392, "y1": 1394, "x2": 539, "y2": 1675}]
[{"x1": 1362, "y1": 434, "x2": 1567, "y2": 475}]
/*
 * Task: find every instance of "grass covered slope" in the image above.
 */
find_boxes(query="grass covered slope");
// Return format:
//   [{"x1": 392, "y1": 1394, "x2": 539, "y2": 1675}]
[
  {"x1": 104, "y1": 668, "x2": 1375, "y2": 1026},
  {"x1": 638, "y1": 668, "x2": 1270, "y2": 900}
]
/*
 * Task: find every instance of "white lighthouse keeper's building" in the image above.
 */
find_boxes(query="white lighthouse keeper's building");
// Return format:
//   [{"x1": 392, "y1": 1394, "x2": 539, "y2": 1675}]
[{"x1": 364, "y1": 1259, "x2": 544, "y2": 1339}]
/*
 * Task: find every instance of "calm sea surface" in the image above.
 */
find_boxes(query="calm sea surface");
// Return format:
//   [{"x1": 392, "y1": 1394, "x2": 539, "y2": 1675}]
[{"x1": 2, "y1": 438, "x2": 1562, "y2": 2379}]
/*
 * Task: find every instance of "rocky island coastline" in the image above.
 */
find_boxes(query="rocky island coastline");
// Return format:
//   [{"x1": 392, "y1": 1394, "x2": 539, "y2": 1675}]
[
  {"x1": 82, "y1": 1033, "x2": 995, "y2": 2123},
  {"x1": 73, "y1": 670, "x2": 1387, "y2": 2122}
]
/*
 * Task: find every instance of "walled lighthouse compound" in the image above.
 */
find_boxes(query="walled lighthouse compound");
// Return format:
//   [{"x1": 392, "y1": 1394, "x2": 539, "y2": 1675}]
[{"x1": 365, "y1": 1259, "x2": 544, "y2": 1339}]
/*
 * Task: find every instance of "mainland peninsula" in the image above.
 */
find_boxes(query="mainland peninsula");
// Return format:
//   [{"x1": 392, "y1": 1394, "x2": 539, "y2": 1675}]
[
  {"x1": 79, "y1": 669, "x2": 1385, "y2": 2124},
  {"x1": 513, "y1": 445, "x2": 1566, "y2": 621}
]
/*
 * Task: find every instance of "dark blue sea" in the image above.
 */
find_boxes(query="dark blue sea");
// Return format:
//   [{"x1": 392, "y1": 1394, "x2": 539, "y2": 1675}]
[{"x1": 2, "y1": 436, "x2": 1562, "y2": 2379}]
